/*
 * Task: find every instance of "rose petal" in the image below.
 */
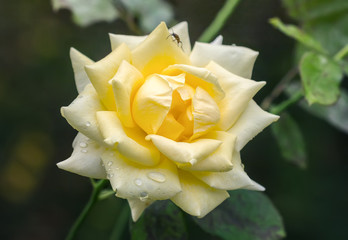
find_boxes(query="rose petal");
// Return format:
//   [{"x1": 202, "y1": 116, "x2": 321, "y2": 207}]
[
  {"x1": 57, "y1": 133, "x2": 106, "y2": 179},
  {"x1": 191, "y1": 151, "x2": 265, "y2": 191},
  {"x1": 61, "y1": 84, "x2": 105, "y2": 144},
  {"x1": 162, "y1": 64, "x2": 224, "y2": 101},
  {"x1": 206, "y1": 61, "x2": 266, "y2": 131},
  {"x1": 85, "y1": 43, "x2": 131, "y2": 110},
  {"x1": 228, "y1": 100, "x2": 279, "y2": 151},
  {"x1": 191, "y1": 87, "x2": 220, "y2": 139},
  {"x1": 109, "y1": 34, "x2": 147, "y2": 51},
  {"x1": 190, "y1": 42, "x2": 258, "y2": 78},
  {"x1": 132, "y1": 22, "x2": 190, "y2": 77},
  {"x1": 101, "y1": 150, "x2": 182, "y2": 200},
  {"x1": 171, "y1": 170, "x2": 229, "y2": 218},
  {"x1": 70, "y1": 48, "x2": 94, "y2": 94},
  {"x1": 146, "y1": 134, "x2": 221, "y2": 165},
  {"x1": 210, "y1": 35, "x2": 223, "y2": 45},
  {"x1": 127, "y1": 198, "x2": 154, "y2": 222},
  {"x1": 133, "y1": 73, "x2": 185, "y2": 134},
  {"x1": 110, "y1": 60, "x2": 144, "y2": 128},
  {"x1": 181, "y1": 131, "x2": 236, "y2": 172},
  {"x1": 96, "y1": 111, "x2": 160, "y2": 166}
]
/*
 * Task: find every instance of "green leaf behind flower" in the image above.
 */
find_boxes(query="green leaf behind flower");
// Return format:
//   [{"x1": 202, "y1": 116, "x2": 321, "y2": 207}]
[
  {"x1": 300, "y1": 51, "x2": 342, "y2": 105},
  {"x1": 130, "y1": 200, "x2": 188, "y2": 240},
  {"x1": 192, "y1": 190, "x2": 286, "y2": 240},
  {"x1": 271, "y1": 112, "x2": 307, "y2": 169}
]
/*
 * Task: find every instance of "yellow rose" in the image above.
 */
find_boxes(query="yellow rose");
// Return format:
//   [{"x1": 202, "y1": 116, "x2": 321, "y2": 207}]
[{"x1": 57, "y1": 22, "x2": 279, "y2": 221}]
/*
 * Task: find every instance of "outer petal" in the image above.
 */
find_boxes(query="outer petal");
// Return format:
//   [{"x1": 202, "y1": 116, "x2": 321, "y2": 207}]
[
  {"x1": 61, "y1": 84, "x2": 105, "y2": 144},
  {"x1": 191, "y1": 87, "x2": 220, "y2": 139},
  {"x1": 190, "y1": 42, "x2": 258, "y2": 78},
  {"x1": 133, "y1": 74, "x2": 185, "y2": 134},
  {"x1": 70, "y1": 48, "x2": 94, "y2": 93},
  {"x1": 57, "y1": 133, "x2": 106, "y2": 179},
  {"x1": 146, "y1": 134, "x2": 221, "y2": 165},
  {"x1": 170, "y1": 21, "x2": 191, "y2": 54},
  {"x1": 85, "y1": 43, "x2": 131, "y2": 110},
  {"x1": 162, "y1": 64, "x2": 224, "y2": 101},
  {"x1": 110, "y1": 60, "x2": 144, "y2": 128},
  {"x1": 210, "y1": 35, "x2": 223, "y2": 45},
  {"x1": 132, "y1": 22, "x2": 190, "y2": 77},
  {"x1": 228, "y1": 100, "x2": 279, "y2": 151},
  {"x1": 96, "y1": 111, "x2": 160, "y2": 166},
  {"x1": 192, "y1": 151, "x2": 265, "y2": 191},
  {"x1": 101, "y1": 150, "x2": 182, "y2": 200},
  {"x1": 109, "y1": 34, "x2": 147, "y2": 51},
  {"x1": 206, "y1": 61, "x2": 265, "y2": 131},
  {"x1": 171, "y1": 170, "x2": 229, "y2": 218},
  {"x1": 181, "y1": 131, "x2": 236, "y2": 172},
  {"x1": 127, "y1": 198, "x2": 154, "y2": 222}
]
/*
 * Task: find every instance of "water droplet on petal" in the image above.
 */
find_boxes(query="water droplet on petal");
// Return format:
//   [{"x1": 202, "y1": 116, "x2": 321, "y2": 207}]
[
  {"x1": 107, "y1": 161, "x2": 113, "y2": 167},
  {"x1": 240, "y1": 163, "x2": 245, "y2": 170},
  {"x1": 85, "y1": 121, "x2": 91, "y2": 127},
  {"x1": 81, "y1": 149, "x2": 88, "y2": 153},
  {"x1": 139, "y1": 192, "x2": 148, "y2": 201},
  {"x1": 79, "y1": 142, "x2": 87, "y2": 148},
  {"x1": 147, "y1": 172, "x2": 166, "y2": 183},
  {"x1": 107, "y1": 173, "x2": 114, "y2": 179},
  {"x1": 134, "y1": 178, "x2": 142, "y2": 186}
]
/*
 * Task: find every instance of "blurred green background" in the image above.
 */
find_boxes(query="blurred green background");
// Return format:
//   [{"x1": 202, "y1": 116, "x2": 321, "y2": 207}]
[{"x1": 1, "y1": 0, "x2": 347, "y2": 239}]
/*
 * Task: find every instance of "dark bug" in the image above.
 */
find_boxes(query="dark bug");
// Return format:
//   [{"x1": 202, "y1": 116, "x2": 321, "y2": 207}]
[{"x1": 167, "y1": 30, "x2": 184, "y2": 51}]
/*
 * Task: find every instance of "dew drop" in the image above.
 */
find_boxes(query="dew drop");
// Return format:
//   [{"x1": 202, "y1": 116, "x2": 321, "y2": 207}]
[
  {"x1": 139, "y1": 192, "x2": 148, "y2": 201},
  {"x1": 147, "y1": 172, "x2": 166, "y2": 183},
  {"x1": 81, "y1": 149, "x2": 88, "y2": 153},
  {"x1": 107, "y1": 161, "x2": 113, "y2": 167},
  {"x1": 107, "y1": 173, "x2": 114, "y2": 179},
  {"x1": 85, "y1": 121, "x2": 91, "y2": 127},
  {"x1": 134, "y1": 178, "x2": 142, "y2": 186},
  {"x1": 79, "y1": 142, "x2": 87, "y2": 148},
  {"x1": 241, "y1": 163, "x2": 245, "y2": 169}
]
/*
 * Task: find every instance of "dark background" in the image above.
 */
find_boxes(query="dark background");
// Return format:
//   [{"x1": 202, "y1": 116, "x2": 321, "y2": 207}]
[{"x1": 1, "y1": 0, "x2": 347, "y2": 239}]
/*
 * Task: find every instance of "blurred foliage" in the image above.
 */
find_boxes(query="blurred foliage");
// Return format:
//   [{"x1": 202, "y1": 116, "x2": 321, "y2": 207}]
[{"x1": 1, "y1": 0, "x2": 348, "y2": 239}]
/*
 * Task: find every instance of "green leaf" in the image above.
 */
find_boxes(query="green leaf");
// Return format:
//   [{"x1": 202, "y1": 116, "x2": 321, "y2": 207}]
[
  {"x1": 269, "y1": 18, "x2": 326, "y2": 54},
  {"x1": 120, "y1": 0, "x2": 174, "y2": 32},
  {"x1": 271, "y1": 112, "x2": 307, "y2": 168},
  {"x1": 130, "y1": 200, "x2": 188, "y2": 240},
  {"x1": 300, "y1": 51, "x2": 343, "y2": 105},
  {"x1": 282, "y1": 0, "x2": 348, "y2": 22},
  {"x1": 51, "y1": 0, "x2": 118, "y2": 26},
  {"x1": 192, "y1": 190, "x2": 285, "y2": 240}
]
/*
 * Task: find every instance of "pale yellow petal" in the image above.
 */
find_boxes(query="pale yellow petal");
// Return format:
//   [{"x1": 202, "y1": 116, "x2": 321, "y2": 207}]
[
  {"x1": 162, "y1": 64, "x2": 224, "y2": 101},
  {"x1": 190, "y1": 42, "x2": 258, "y2": 78},
  {"x1": 206, "y1": 61, "x2": 265, "y2": 131},
  {"x1": 170, "y1": 21, "x2": 191, "y2": 54},
  {"x1": 228, "y1": 100, "x2": 279, "y2": 151},
  {"x1": 110, "y1": 60, "x2": 144, "y2": 128},
  {"x1": 192, "y1": 151, "x2": 264, "y2": 191},
  {"x1": 191, "y1": 87, "x2": 220, "y2": 139},
  {"x1": 127, "y1": 198, "x2": 154, "y2": 222},
  {"x1": 61, "y1": 84, "x2": 105, "y2": 144},
  {"x1": 132, "y1": 22, "x2": 190, "y2": 77},
  {"x1": 109, "y1": 34, "x2": 147, "y2": 50},
  {"x1": 57, "y1": 133, "x2": 106, "y2": 179},
  {"x1": 171, "y1": 170, "x2": 229, "y2": 218},
  {"x1": 210, "y1": 35, "x2": 223, "y2": 45},
  {"x1": 70, "y1": 47, "x2": 94, "y2": 93},
  {"x1": 96, "y1": 111, "x2": 160, "y2": 166},
  {"x1": 85, "y1": 43, "x2": 131, "y2": 110},
  {"x1": 132, "y1": 74, "x2": 185, "y2": 134},
  {"x1": 146, "y1": 134, "x2": 221, "y2": 165},
  {"x1": 181, "y1": 131, "x2": 235, "y2": 172},
  {"x1": 101, "y1": 150, "x2": 182, "y2": 200}
]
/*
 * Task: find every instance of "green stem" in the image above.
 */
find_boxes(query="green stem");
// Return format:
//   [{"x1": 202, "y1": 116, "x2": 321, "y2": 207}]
[
  {"x1": 198, "y1": 0, "x2": 241, "y2": 42},
  {"x1": 334, "y1": 44, "x2": 348, "y2": 61},
  {"x1": 270, "y1": 91, "x2": 303, "y2": 115},
  {"x1": 66, "y1": 179, "x2": 108, "y2": 240},
  {"x1": 109, "y1": 205, "x2": 130, "y2": 240}
]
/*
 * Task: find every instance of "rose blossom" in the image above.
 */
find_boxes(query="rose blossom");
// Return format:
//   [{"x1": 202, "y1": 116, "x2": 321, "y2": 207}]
[{"x1": 58, "y1": 22, "x2": 279, "y2": 221}]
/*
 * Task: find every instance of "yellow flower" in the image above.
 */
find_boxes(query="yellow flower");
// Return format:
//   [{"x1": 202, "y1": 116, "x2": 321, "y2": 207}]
[{"x1": 57, "y1": 22, "x2": 279, "y2": 221}]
